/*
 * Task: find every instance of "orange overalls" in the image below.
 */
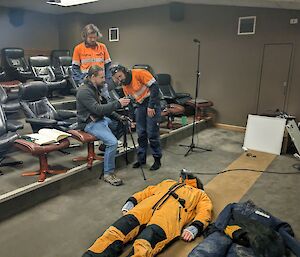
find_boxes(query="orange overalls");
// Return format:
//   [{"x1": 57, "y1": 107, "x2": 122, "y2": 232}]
[{"x1": 84, "y1": 179, "x2": 213, "y2": 257}]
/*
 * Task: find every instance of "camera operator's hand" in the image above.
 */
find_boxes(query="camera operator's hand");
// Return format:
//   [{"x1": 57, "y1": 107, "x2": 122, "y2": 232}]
[
  {"x1": 118, "y1": 97, "x2": 131, "y2": 107},
  {"x1": 147, "y1": 108, "x2": 156, "y2": 117}
]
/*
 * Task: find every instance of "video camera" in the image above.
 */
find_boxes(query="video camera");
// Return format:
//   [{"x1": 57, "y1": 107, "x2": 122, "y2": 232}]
[
  {"x1": 123, "y1": 95, "x2": 137, "y2": 119},
  {"x1": 124, "y1": 94, "x2": 136, "y2": 104}
]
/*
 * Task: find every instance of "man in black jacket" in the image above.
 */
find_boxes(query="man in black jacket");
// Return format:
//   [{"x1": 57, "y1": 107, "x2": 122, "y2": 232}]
[{"x1": 77, "y1": 65, "x2": 130, "y2": 186}]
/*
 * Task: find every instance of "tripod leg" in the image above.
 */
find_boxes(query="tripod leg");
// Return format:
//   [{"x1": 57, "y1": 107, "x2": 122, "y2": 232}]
[
  {"x1": 129, "y1": 131, "x2": 146, "y2": 180},
  {"x1": 193, "y1": 146, "x2": 212, "y2": 152},
  {"x1": 123, "y1": 133, "x2": 129, "y2": 165},
  {"x1": 184, "y1": 146, "x2": 194, "y2": 157}
]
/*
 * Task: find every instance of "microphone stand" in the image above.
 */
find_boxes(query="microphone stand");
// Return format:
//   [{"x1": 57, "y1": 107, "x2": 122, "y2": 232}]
[{"x1": 179, "y1": 39, "x2": 212, "y2": 157}]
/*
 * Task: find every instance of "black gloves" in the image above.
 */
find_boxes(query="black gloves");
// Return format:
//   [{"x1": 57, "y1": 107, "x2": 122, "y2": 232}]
[{"x1": 232, "y1": 229, "x2": 250, "y2": 247}]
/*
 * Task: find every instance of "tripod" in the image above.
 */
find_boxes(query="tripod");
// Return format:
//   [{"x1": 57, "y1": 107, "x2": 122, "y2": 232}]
[
  {"x1": 122, "y1": 119, "x2": 147, "y2": 180},
  {"x1": 179, "y1": 39, "x2": 212, "y2": 157}
]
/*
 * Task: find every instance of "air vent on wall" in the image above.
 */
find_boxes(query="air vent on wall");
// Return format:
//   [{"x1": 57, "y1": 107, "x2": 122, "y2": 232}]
[{"x1": 238, "y1": 16, "x2": 256, "y2": 35}]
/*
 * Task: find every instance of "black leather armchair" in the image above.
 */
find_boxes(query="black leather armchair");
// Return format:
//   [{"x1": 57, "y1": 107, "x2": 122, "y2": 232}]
[
  {"x1": 0, "y1": 67, "x2": 20, "y2": 100},
  {"x1": 29, "y1": 56, "x2": 68, "y2": 98},
  {"x1": 132, "y1": 64, "x2": 156, "y2": 76},
  {"x1": 57, "y1": 56, "x2": 79, "y2": 94},
  {"x1": 50, "y1": 49, "x2": 70, "y2": 78},
  {"x1": 0, "y1": 104, "x2": 23, "y2": 175},
  {"x1": 0, "y1": 86, "x2": 20, "y2": 114},
  {"x1": 156, "y1": 73, "x2": 192, "y2": 105},
  {"x1": 0, "y1": 67, "x2": 7, "y2": 81},
  {"x1": 18, "y1": 81, "x2": 77, "y2": 133},
  {"x1": 1, "y1": 48, "x2": 35, "y2": 82}
]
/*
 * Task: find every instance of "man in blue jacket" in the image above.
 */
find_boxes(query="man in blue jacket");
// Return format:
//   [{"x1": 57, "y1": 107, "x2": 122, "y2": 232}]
[{"x1": 188, "y1": 200, "x2": 300, "y2": 257}]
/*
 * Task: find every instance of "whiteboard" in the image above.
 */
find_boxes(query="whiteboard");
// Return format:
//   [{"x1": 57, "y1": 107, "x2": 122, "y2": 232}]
[{"x1": 243, "y1": 115, "x2": 286, "y2": 155}]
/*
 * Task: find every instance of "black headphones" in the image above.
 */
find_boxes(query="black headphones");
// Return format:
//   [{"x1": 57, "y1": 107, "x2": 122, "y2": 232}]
[{"x1": 110, "y1": 64, "x2": 128, "y2": 75}]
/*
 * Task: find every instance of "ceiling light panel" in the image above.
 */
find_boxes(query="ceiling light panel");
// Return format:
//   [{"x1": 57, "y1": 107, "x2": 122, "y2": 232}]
[{"x1": 46, "y1": 0, "x2": 98, "y2": 7}]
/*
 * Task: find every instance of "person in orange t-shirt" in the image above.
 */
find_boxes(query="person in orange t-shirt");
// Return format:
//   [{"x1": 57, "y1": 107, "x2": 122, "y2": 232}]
[
  {"x1": 72, "y1": 24, "x2": 112, "y2": 85},
  {"x1": 111, "y1": 64, "x2": 162, "y2": 171}
]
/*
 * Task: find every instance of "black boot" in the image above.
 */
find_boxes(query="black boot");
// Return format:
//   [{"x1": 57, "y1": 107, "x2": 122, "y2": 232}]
[
  {"x1": 150, "y1": 157, "x2": 161, "y2": 171},
  {"x1": 132, "y1": 161, "x2": 145, "y2": 169}
]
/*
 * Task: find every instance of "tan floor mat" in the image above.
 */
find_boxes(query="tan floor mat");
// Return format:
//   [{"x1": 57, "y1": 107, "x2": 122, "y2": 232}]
[{"x1": 122, "y1": 150, "x2": 276, "y2": 257}]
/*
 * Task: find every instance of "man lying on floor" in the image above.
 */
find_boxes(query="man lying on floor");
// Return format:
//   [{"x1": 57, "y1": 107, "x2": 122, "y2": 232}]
[{"x1": 82, "y1": 170, "x2": 213, "y2": 257}]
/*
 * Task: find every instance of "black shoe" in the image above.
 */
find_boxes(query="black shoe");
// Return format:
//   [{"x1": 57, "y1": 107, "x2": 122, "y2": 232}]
[
  {"x1": 132, "y1": 161, "x2": 145, "y2": 169},
  {"x1": 150, "y1": 157, "x2": 161, "y2": 171}
]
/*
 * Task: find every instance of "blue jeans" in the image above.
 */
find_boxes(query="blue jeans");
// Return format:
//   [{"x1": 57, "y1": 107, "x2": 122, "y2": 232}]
[
  {"x1": 135, "y1": 101, "x2": 162, "y2": 163},
  {"x1": 188, "y1": 231, "x2": 255, "y2": 257},
  {"x1": 84, "y1": 117, "x2": 118, "y2": 174}
]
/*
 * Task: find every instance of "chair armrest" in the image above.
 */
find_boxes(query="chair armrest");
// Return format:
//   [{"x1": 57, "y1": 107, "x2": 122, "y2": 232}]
[
  {"x1": 176, "y1": 93, "x2": 191, "y2": 98},
  {"x1": 25, "y1": 118, "x2": 58, "y2": 126},
  {"x1": 56, "y1": 110, "x2": 76, "y2": 119},
  {"x1": 7, "y1": 92, "x2": 19, "y2": 101},
  {"x1": 19, "y1": 71, "x2": 36, "y2": 80},
  {"x1": 6, "y1": 120, "x2": 24, "y2": 132},
  {"x1": 163, "y1": 95, "x2": 175, "y2": 100}
]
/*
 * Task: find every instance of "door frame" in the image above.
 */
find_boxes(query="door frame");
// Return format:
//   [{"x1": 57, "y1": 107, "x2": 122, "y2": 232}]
[{"x1": 255, "y1": 42, "x2": 294, "y2": 114}]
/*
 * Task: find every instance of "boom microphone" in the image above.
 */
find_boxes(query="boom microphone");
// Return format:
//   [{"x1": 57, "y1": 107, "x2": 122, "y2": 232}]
[{"x1": 193, "y1": 38, "x2": 200, "y2": 43}]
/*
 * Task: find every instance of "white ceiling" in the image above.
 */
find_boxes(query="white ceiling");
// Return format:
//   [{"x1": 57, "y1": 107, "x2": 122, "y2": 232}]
[{"x1": 1, "y1": 0, "x2": 300, "y2": 15}]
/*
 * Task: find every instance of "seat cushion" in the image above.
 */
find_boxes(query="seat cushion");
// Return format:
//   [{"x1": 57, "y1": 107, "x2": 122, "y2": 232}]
[
  {"x1": 162, "y1": 104, "x2": 185, "y2": 116},
  {"x1": 45, "y1": 79, "x2": 67, "y2": 90},
  {"x1": 186, "y1": 99, "x2": 214, "y2": 108},
  {"x1": 14, "y1": 138, "x2": 70, "y2": 156},
  {"x1": 68, "y1": 130, "x2": 97, "y2": 143},
  {"x1": 2, "y1": 101, "x2": 20, "y2": 113}
]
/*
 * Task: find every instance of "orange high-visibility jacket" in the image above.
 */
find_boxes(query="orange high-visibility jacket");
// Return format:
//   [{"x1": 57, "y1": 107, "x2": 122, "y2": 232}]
[
  {"x1": 72, "y1": 42, "x2": 111, "y2": 73},
  {"x1": 122, "y1": 69, "x2": 156, "y2": 104}
]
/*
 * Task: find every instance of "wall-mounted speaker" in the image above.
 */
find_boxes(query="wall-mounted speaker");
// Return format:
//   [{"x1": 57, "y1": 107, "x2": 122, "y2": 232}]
[
  {"x1": 8, "y1": 8, "x2": 25, "y2": 27},
  {"x1": 169, "y1": 2, "x2": 185, "y2": 22}
]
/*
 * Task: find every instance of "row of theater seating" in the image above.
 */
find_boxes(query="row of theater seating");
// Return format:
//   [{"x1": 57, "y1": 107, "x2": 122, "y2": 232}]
[
  {"x1": 0, "y1": 47, "x2": 212, "y2": 120},
  {"x1": 0, "y1": 81, "x2": 104, "y2": 181},
  {"x1": 1, "y1": 48, "x2": 77, "y2": 97},
  {"x1": 0, "y1": 58, "x2": 214, "y2": 181},
  {"x1": 0, "y1": 52, "x2": 213, "y2": 127},
  {"x1": 0, "y1": 80, "x2": 212, "y2": 182},
  {"x1": 0, "y1": 80, "x2": 184, "y2": 181}
]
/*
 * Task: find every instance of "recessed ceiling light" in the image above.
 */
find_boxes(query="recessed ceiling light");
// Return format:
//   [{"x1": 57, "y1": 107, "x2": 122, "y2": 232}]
[{"x1": 46, "y1": 0, "x2": 98, "y2": 7}]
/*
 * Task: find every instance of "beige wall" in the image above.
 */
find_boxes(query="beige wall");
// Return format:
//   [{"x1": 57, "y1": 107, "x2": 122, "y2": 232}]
[
  {"x1": 0, "y1": 4, "x2": 299, "y2": 126},
  {"x1": 57, "y1": 13, "x2": 89, "y2": 51},
  {"x1": 0, "y1": 7, "x2": 59, "y2": 50},
  {"x1": 58, "y1": 4, "x2": 300, "y2": 126}
]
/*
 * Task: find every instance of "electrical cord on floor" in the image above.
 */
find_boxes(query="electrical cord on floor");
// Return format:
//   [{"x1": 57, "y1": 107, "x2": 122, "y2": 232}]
[{"x1": 193, "y1": 168, "x2": 300, "y2": 175}]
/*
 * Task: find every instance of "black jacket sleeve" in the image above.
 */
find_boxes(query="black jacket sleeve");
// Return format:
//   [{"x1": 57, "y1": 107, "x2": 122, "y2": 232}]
[
  {"x1": 72, "y1": 64, "x2": 85, "y2": 84},
  {"x1": 105, "y1": 62, "x2": 112, "y2": 80},
  {"x1": 77, "y1": 87, "x2": 121, "y2": 117},
  {"x1": 148, "y1": 82, "x2": 161, "y2": 109}
]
